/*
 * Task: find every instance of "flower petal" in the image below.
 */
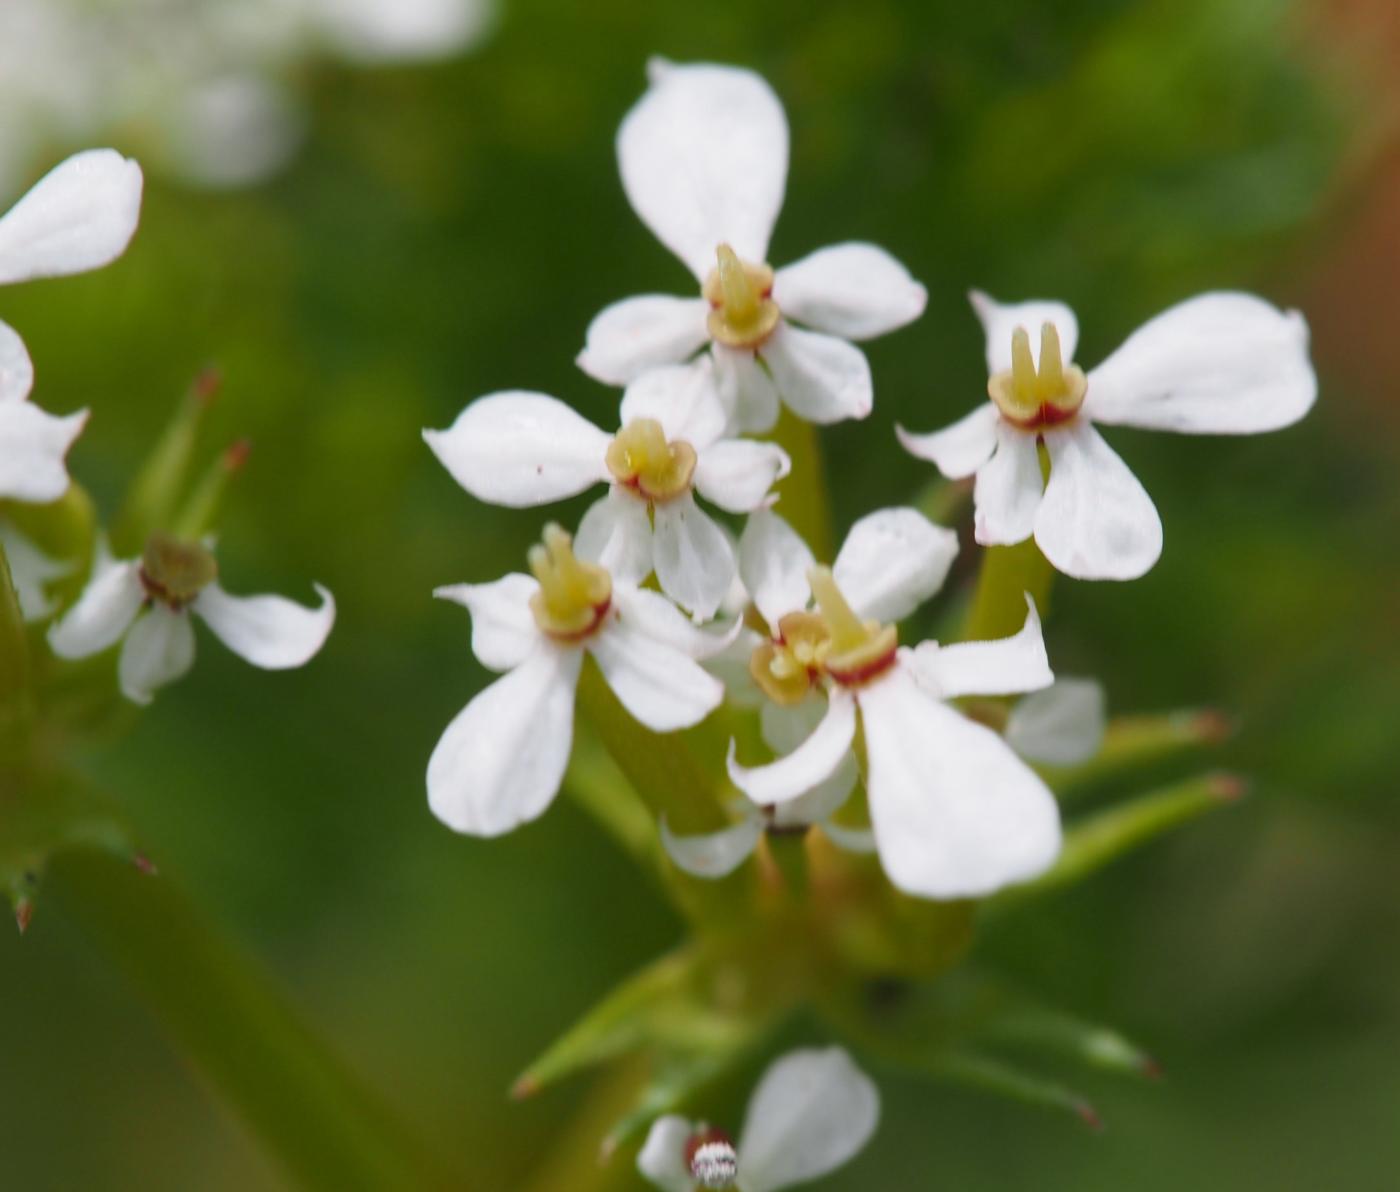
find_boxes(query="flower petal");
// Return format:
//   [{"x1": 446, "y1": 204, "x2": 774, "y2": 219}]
[
  {"x1": 423, "y1": 392, "x2": 610, "y2": 507},
  {"x1": 972, "y1": 421, "x2": 1043, "y2": 547},
  {"x1": 0, "y1": 150, "x2": 143, "y2": 284},
  {"x1": 118, "y1": 607, "x2": 197, "y2": 705},
  {"x1": 738, "y1": 508, "x2": 815, "y2": 628},
  {"x1": 193, "y1": 582, "x2": 335, "y2": 670},
  {"x1": 1006, "y1": 677, "x2": 1107, "y2": 767},
  {"x1": 832, "y1": 507, "x2": 958, "y2": 623},
  {"x1": 693, "y1": 438, "x2": 789, "y2": 514},
  {"x1": 433, "y1": 573, "x2": 542, "y2": 672},
  {"x1": 612, "y1": 583, "x2": 741, "y2": 660},
  {"x1": 737, "y1": 1047, "x2": 879, "y2": 1192},
  {"x1": 619, "y1": 355, "x2": 727, "y2": 449},
  {"x1": 762, "y1": 699, "x2": 859, "y2": 828},
  {"x1": 577, "y1": 294, "x2": 710, "y2": 385},
  {"x1": 660, "y1": 812, "x2": 762, "y2": 879},
  {"x1": 588, "y1": 617, "x2": 724, "y2": 732},
  {"x1": 427, "y1": 646, "x2": 582, "y2": 836},
  {"x1": 820, "y1": 821, "x2": 878, "y2": 854},
  {"x1": 713, "y1": 345, "x2": 781, "y2": 434},
  {"x1": 895, "y1": 403, "x2": 999, "y2": 480},
  {"x1": 0, "y1": 319, "x2": 34, "y2": 402},
  {"x1": 0, "y1": 400, "x2": 87, "y2": 503},
  {"x1": 1035, "y1": 421, "x2": 1162, "y2": 580},
  {"x1": 1085, "y1": 293, "x2": 1316, "y2": 434},
  {"x1": 47, "y1": 555, "x2": 143, "y2": 658},
  {"x1": 575, "y1": 489, "x2": 655, "y2": 585},
  {"x1": 727, "y1": 688, "x2": 856, "y2": 807},
  {"x1": 651, "y1": 493, "x2": 735, "y2": 621},
  {"x1": 637, "y1": 1115, "x2": 699, "y2": 1192},
  {"x1": 861, "y1": 665, "x2": 1062, "y2": 898},
  {"x1": 908, "y1": 595, "x2": 1051, "y2": 699},
  {"x1": 706, "y1": 625, "x2": 766, "y2": 707},
  {"x1": 761, "y1": 322, "x2": 873, "y2": 425},
  {"x1": 774, "y1": 242, "x2": 926, "y2": 341},
  {"x1": 618, "y1": 59, "x2": 788, "y2": 280},
  {"x1": 0, "y1": 522, "x2": 69, "y2": 621},
  {"x1": 969, "y1": 290, "x2": 1079, "y2": 374}
]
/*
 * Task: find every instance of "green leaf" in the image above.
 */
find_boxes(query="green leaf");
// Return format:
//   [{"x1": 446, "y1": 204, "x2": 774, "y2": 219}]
[{"x1": 1045, "y1": 708, "x2": 1236, "y2": 802}]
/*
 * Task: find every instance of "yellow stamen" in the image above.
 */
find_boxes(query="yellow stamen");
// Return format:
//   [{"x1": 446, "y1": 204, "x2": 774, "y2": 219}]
[
  {"x1": 748, "y1": 611, "x2": 830, "y2": 706},
  {"x1": 1010, "y1": 327, "x2": 1038, "y2": 409},
  {"x1": 527, "y1": 523, "x2": 612, "y2": 641},
  {"x1": 987, "y1": 321, "x2": 1088, "y2": 428},
  {"x1": 1037, "y1": 322, "x2": 1065, "y2": 398},
  {"x1": 140, "y1": 532, "x2": 217, "y2": 607},
  {"x1": 605, "y1": 418, "x2": 697, "y2": 502},
  {"x1": 703, "y1": 243, "x2": 781, "y2": 349},
  {"x1": 807, "y1": 566, "x2": 897, "y2": 687}
]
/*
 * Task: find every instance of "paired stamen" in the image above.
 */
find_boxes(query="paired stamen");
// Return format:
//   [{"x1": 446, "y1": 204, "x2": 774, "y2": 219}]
[
  {"x1": 987, "y1": 322, "x2": 1087, "y2": 429},
  {"x1": 685, "y1": 1127, "x2": 739, "y2": 1189},
  {"x1": 605, "y1": 418, "x2": 697, "y2": 502},
  {"x1": 139, "y1": 532, "x2": 217, "y2": 609},
  {"x1": 527, "y1": 524, "x2": 612, "y2": 642},
  {"x1": 808, "y1": 566, "x2": 898, "y2": 687},
  {"x1": 703, "y1": 243, "x2": 781, "y2": 349}
]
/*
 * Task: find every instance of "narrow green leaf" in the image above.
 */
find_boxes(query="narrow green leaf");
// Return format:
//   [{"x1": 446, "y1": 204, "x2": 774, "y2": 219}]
[
  {"x1": 1046, "y1": 709, "x2": 1236, "y2": 801},
  {"x1": 932, "y1": 1049, "x2": 1102, "y2": 1130}
]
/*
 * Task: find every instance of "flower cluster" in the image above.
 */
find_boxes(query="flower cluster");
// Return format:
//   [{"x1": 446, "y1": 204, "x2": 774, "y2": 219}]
[{"x1": 425, "y1": 58, "x2": 1316, "y2": 1183}]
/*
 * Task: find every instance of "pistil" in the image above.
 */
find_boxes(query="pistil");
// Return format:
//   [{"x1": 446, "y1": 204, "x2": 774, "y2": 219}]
[
  {"x1": 605, "y1": 418, "x2": 697, "y2": 502},
  {"x1": 987, "y1": 322, "x2": 1087, "y2": 429},
  {"x1": 703, "y1": 243, "x2": 780, "y2": 349},
  {"x1": 527, "y1": 524, "x2": 612, "y2": 642}
]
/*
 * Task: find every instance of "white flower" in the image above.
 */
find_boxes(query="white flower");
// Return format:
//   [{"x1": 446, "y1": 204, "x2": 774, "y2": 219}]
[
  {"x1": 1005, "y1": 677, "x2": 1106, "y2": 767},
  {"x1": 48, "y1": 533, "x2": 334, "y2": 705},
  {"x1": 0, "y1": 520, "x2": 70, "y2": 621},
  {"x1": 577, "y1": 59, "x2": 926, "y2": 433},
  {"x1": 898, "y1": 290, "x2": 1317, "y2": 581},
  {"x1": 726, "y1": 507, "x2": 1061, "y2": 899},
  {"x1": 427, "y1": 523, "x2": 731, "y2": 837},
  {"x1": 0, "y1": 149, "x2": 143, "y2": 502},
  {"x1": 424, "y1": 359, "x2": 789, "y2": 620},
  {"x1": 638, "y1": 1047, "x2": 878, "y2": 1192}
]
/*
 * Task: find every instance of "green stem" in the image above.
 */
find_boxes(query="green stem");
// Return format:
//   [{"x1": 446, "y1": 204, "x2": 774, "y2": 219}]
[
  {"x1": 47, "y1": 851, "x2": 463, "y2": 1192},
  {"x1": 0, "y1": 540, "x2": 30, "y2": 710},
  {"x1": 962, "y1": 538, "x2": 1054, "y2": 643},
  {"x1": 769, "y1": 405, "x2": 833, "y2": 560}
]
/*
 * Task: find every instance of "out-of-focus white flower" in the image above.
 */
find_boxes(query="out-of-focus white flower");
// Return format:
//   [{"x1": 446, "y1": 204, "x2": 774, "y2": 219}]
[
  {"x1": 48, "y1": 533, "x2": 334, "y2": 704},
  {"x1": 578, "y1": 60, "x2": 926, "y2": 433},
  {"x1": 725, "y1": 507, "x2": 1061, "y2": 900},
  {"x1": 428, "y1": 524, "x2": 732, "y2": 837},
  {"x1": 0, "y1": 522, "x2": 70, "y2": 621},
  {"x1": 424, "y1": 361, "x2": 789, "y2": 621},
  {"x1": 638, "y1": 1047, "x2": 878, "y2": 1192},
  {"x1": 1006, "y1": 677, "x2": 1107, "y2": 767},
  {"x1": 0, "y1": 150, "x2": 143, "y2": 502},
  {"x1": 898, "y1": 291, "x2": 1317, "y2": 581}
]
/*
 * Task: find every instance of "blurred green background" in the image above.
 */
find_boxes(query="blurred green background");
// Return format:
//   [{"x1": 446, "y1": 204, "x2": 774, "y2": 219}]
[{"x1": 3, "y1": 0, "x2": 1399, "y2": 1187}]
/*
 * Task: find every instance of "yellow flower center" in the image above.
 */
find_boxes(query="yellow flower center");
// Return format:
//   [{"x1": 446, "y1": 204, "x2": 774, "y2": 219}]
[
  {"x1": 987, "y1": 323, "x2": 1087, "y2": 429},
  {"x1": 605, "y1": 418, "x2": 697, "y2": 502},
  {"x1": 139, "y1": 532, "x2": 217, "y2": 609},
  {"x1": 750, "y1": 610, "x2": 831, "y2": 706},
  {"x1": 527, "y1": 523, "x2": 612, "y2": 642},
  {"x1": 702, "y1": 243, "x2": 781, "y2": 350}
]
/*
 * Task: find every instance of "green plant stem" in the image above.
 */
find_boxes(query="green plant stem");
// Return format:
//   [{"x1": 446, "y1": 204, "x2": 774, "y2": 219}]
[
  {"x1": 770, "y1": 406, "x2": 833, "y2": 560},
  {"x1": 47, "y1": 851, "x2": 463, "y2": 1192},
  {"x1": 0, "y1": 540, "x2": 30, "y2": 709},
  {"x1": 962, "y1": 537, "x2": 1055, "y2": 642}
]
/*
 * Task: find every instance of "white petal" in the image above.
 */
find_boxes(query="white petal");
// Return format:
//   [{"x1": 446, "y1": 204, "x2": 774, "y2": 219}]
[
  {"x1": 706, "y1": 625, "x2": 765, "y2": 707},
  {"x1": 0, "y1": 522, "x2": 70, "y2": 621},
  {"x1": 433, "y1": 573, "x2": 542, "y2": 672},
  {"x1": 427, "y1": 646, "x2": 582, "y2": 836},
  {"x1": 423, "y1": 392, "x2": 610, "y2": 507},
  {"x1": 0, "y1": 401, "x2": 86, "y2": 503},
  {"x1": 772, "y1": 758, "x2": 859, "y2": 829},
  {"x1": 908, "y1": 595, "x2": 1051, "y2": 700},
  {"x1": 972, "y1": 421, "x2": 1043, "y2": 547},
  {"x1": 774, "y1": 242, "x2": 926, "y2": 340},
  {"x1": 0, "y1": 150, "x2": 143, "y2": 284},
  {"x1": 0, "y1": 319, "x2": 34, "y2": 402},
  {"x1": 47, "y1": 555, "x2": 143, "y2": 658},
  {"x1": 832, "y1": 507, "x2": 958, "y2": 623},
  {"x1": 660, "y1": 812, "x2": 762, "y2": 878},
  {"x1": 193, "y1": 582, "x2": 335, "y2": 670},
  {"x1": 713, "y1": 345, "x2": 781, "y2": 434},
  {"x1": 1085, "y1": 293, "x2": 1316, "y2": 434},
  {"x1": 737, "y1": 1047, "x2": 879, "y2": 1192},
  {"x1": 118, "y1": 607, "x2": 197, "y2": 705},
  {"x1": 637, "y1": 1115, "x2": 698, "y2": 1192},
  {"x1": 759, "y1": 695, "x2": 827, "y2": 755},
  {"x1": 1006, "y1": 677, "x2": 1107, "y2": 767},
  {"x1": 1035, "y1": 421, "x2": 1162, "y2": 581},
  {"x1": 969, "y1": 290, "x2": 1080, "y2": 374},
  {"x1": 761, "y1": 322, "x2": 873, "y2": 425},
  {"x1": 612, "y1": 583, "x2": 741, "y2": 661},
  {"x1": 693, "y1": 438, "x2": 789, "y2": 513},
  {"x1": 738, "y1": 508, "x2": 815, "y2": 628},
  {"x1": 577, "y1": 294, "x2": 710, "y2": 385},
  {"x1": 895, "y1": 403, "x2": 999, "y2": 480},
  {"x1": 651, "y1": 493, "x2": 735, "y2": 620},
  {"x1": 619, "y1": 355, "x2": 727, "y2": 449},
  {"x1": 861, "y1": 665, "x2": 1061, "y2": 899},
  {"x1": 727, "y1": 688, "x2": 856, "y2": 807},
  {"x1": 618, "y1": 60, "x2": 788, "y2": 280},
  {"x1": 820, "y1": 821, "x2": 878, "y2": 854},
  {"x1": 588, "y1": 617, "x2": 724, "y2": 731},
  {"x1": 575, "y1": 489, "x2": 654, "y2": 585},
  {"x1": 762, "y1": 698, "x2": 859, "y2": 828}
]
